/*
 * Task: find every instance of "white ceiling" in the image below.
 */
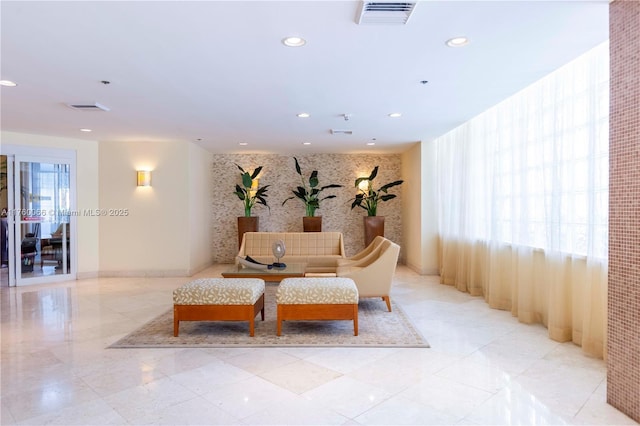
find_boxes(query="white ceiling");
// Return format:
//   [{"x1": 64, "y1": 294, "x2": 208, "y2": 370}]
[{"x1": 1, "y1": 1, "x2": 609, "y2": 154}]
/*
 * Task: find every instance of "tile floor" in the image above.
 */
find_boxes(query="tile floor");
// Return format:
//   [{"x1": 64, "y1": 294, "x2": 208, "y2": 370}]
[{"x1": 0, "y1": 265, "x2": 637, "y2": 425}]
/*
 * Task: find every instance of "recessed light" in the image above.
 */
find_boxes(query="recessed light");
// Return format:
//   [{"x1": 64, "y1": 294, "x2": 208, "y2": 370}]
[
  {"x1": 388, "y1": 113, "x2": 402, "y2": 118},
  {"x1": 0, "y1": 80, "x2": 17, "y2": 87},
  {"x1": 297, "y1": 112, "x2": 310, "y2": 118},
  {"x1": 366, "y1": 142, "x2": 376, "y2": 146},
  {"x1": 446, "y1": 36, "x2": 469, "y2": 47},
  {"x1": 282, "y1": 36, "x2": 306, "y2": 47},
  {"x1": 238, "y1": 142, "x2": 248, "y2": 146},
  {"x1": 79, "y1": 128, "x2": 92, "y2": 132},
  {"x1": 302, "y1": 142, "x2": 311, "y2": 145}
]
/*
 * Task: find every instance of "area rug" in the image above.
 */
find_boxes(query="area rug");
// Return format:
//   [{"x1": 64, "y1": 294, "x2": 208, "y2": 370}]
[{"x1": 109, "y1": 284, "x2": 429, "y2": 348}]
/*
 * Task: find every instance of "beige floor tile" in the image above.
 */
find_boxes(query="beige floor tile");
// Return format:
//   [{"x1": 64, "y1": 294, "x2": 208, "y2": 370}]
[{"x1": 1, "y1": 265, "x2": 636, "y2": 426}]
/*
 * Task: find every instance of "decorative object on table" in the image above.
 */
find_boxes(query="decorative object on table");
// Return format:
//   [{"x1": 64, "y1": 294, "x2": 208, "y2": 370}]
[
  {"x1": 237, "y1": 256, "x2": 273, "y2": 270},
  {"x1": 271, "y1": 239, "x2": 286, "y2": 268},
  {"x1": 282, "y1": 157, "x2": 342, "y2": 232},
  {"x1": 233, "y1": 163, "x2": 270, "y2": 248},
  {"x1": 350, "y1": 166, "x2": 403, "y2": 246}
]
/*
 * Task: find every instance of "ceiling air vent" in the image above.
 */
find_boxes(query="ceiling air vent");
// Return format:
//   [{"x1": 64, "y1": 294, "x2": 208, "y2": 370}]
[
  {"x1": 356, "y1": 1, "x2": 417, "y2": 25},
  {"x1": 331, "y1": 129, "x2": 353, "y2": 135},
  {"x1": 66, "y1": 102, "x2": 110, "y2": 111}
]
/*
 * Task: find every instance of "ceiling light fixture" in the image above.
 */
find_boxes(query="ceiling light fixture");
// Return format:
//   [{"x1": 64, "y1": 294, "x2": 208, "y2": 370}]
[
  {"x1": 0, "y1": 80, "x2": 17, "y2": 87},
  {"x1": 238, "y1": 142, "x2": 248, "y2": 146},
  {"x1": 80, "y1": 128, "x2": 92, "y2": 132},
  {"x1": 388, "y1": 113, "x2": 402, "y2": 118},
  {"x1": 302, "y1": 142, "x2": 311, "y2": 145},
  {"x1": 446, "y1": 36, "x2": 470, "y2": 47},
  {"x1": 297, "y1": 112, "x2": 310, "y2": 118},
  {"x1": 366, "y1": 142, "x2": 376, "y2": 146},
  {"x1": 282, "y1": 36, "x2": 306, "y2": 47}
]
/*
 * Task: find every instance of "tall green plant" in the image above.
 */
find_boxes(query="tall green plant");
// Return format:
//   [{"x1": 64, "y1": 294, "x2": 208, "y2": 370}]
[
  {"x1": 282, "y1": 157, "x2": 343, "y2": 217},
  {"x1": 233, "y1": 164, "x2": 270, "y2": 217},
  {"x1": 351, "y1": 166, "x2": 403, "y2": 216}
]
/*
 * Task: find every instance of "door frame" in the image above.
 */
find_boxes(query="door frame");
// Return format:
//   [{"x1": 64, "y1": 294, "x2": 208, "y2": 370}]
[{"x1": 1, "y1": 145, "x2": 77, "y2": 286}]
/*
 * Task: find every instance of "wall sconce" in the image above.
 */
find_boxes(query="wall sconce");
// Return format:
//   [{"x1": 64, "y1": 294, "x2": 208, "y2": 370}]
[
  {"x1": 358, "y1": 179, "x2": 370, "y2": 192},
  {"x1": 249, "y1": 178, "x2": 259, "y2": 197},
  {"x1": 137, "y1": 170, "x2": 152, "y2": 187}
]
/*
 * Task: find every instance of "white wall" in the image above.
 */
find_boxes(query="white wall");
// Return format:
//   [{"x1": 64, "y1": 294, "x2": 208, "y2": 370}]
[
  {"x1": 401, "y1": 141, "x2": 438, "y2": 274},
  {"x1": 98, "y1": 141, "x2": 190, "y2": 275},
  {"x1": 188, "y1": 143, "x2": 213, "y2": 274},
  {"x1": 421, "y1": 140, "x2": 439, "y2": 274},
  {"x1": 0, "y1": 131, "x2": 100, "y2": 277}
]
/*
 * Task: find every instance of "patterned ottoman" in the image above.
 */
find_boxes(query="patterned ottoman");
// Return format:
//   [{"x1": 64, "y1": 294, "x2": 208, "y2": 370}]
[
  {"x1": 276, "y1": 277, "x2": 359, "y2": 336},
  {"x1": 173, "y1": 278, "x2": 265, "y2": 337}
]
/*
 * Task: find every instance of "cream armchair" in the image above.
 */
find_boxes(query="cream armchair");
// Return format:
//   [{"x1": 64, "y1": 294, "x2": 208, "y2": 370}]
[
  {"x1": 336, "y1": 235, "x2": 386, "y2": 267},
  {"x1": 336, "y1": 238, "x2": 400, "y2": 311}
]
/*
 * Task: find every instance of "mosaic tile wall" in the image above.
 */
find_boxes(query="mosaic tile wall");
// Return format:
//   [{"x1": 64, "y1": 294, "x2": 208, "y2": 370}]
[
  {"x1": 210, "y1": 154, "x2": 403, "y2": 263},
  {"x1": 608, "y1": 1, "x2": 640, "y2": 422}
]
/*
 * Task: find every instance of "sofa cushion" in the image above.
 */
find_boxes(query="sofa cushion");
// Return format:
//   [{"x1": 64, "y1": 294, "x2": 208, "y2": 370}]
[
  {"x1": 240, "y1": 232, "x2": 344, "y2": 256},
  {"x1": 173, "y1": 278, "x2": 265, "y2": 305},
  {"x1": 238, "y1": 232, "x2": 346, "y2": 273},
  {"x1": 276, "y1": 277, "x2": 358, "y2": 304}
]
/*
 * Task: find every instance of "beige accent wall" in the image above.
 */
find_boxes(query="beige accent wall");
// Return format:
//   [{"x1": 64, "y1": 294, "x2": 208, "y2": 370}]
[
  {"x1": 0, "y1": 131, "x2": 100, "y2": 277},
  {"x1": 98, "y1": 140, "x2": 212, "y2": 276},
  {"x1": 401, "y1": 142, "x2": 438, "y2": 275},
  {"x1": 608, "y1": 1, "x2": 640, "y2": 422},
  {"x1": 211, "y1": 154, "x2": 404, "y2": 263}
]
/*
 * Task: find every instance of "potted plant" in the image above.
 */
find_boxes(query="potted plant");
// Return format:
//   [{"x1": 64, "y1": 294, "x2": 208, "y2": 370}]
[
  {"x1": 282, "y1": 157, "x2": 343, "y2": 232},
  {"x1": 233, "y1": 163, "x2": 270, "y2": 248},
  {"x1": 350, "y1": 166, "x2": 403, "y2": 246}
]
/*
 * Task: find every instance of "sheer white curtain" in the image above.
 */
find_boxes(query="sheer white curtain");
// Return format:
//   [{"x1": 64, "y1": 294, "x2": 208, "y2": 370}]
[{"x1": 436, "y1": 42, "x2": 609, "y2": 358}]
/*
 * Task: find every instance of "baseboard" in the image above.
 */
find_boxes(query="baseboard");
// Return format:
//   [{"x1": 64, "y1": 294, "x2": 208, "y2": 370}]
[
  {"x1": 405, "y1": 262, "x2": 438, "y2": 276},
  {"x1": 186, "y1": 261, "x2": 214, "y2": 276},
  {"x1": 77, "y1": 271, "x2": 99, "y2": 279}
]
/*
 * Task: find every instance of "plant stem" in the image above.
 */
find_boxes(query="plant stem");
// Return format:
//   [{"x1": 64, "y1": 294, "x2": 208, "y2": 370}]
[{"x1": 306, "y1": 204, "x2": 316, "y2": 217}]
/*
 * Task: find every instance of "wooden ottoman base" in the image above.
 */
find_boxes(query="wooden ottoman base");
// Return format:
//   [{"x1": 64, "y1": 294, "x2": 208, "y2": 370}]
[
  {"x1": 276, "y1": 277, "x2": 359, "y2": 337},
  {"x1": 174, "y1": 293, "x2": 265, "y2": 337},
  {"x1": 277, "y1": 303, "x2": 358, "y2": 336}
]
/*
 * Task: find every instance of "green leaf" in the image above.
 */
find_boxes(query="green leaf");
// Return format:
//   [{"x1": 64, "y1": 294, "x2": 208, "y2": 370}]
[
  {"x1": 294, "y1": 157, "x2": 302, "y2": 176},
  {"x1": 379, "y1": 180, "x2": 404, "y2": 192},
  {"x1": 380, "y1": 194, "x2": 397, "y2": 202},
  {"x1": 309, "y1": 171, "x2": 318, "y2": 187},
  {"x1": 250, "y1": 166, "x2": 262, "y2": 180},
  {"x1": 321, "y1": 184, "x2": 342, "y2": 190},
  {"x1": 234, "y1": 163, "x2": 246, "y2": 174},
  {"x1": 350, "y1": 193, "x2": 365, "y2": 209},
  {"x1": 241, "y1": 172, "x2": 252, "y2": 188},
  {"x1": 282, "y1": 196, "x2": 295, "y2": 206},
  {"x1": 368, "y1": 166, "x2": 379, "y2": 181}
]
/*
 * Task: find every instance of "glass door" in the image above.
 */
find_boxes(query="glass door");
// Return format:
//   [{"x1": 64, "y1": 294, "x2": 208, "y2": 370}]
[{"x1": 12, "y1": 157, "x2": 74, "y2": 285}]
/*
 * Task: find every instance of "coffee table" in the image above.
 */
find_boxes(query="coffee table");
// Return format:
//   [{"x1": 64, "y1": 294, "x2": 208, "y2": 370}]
[{"x1": 221, "y1": 263, "x2": 306, "y2": 282}]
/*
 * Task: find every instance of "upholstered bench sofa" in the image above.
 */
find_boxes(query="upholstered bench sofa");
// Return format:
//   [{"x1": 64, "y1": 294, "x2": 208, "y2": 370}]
[{"x1": 237, "y1": 232, "x2": 345, "y2": 274}]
